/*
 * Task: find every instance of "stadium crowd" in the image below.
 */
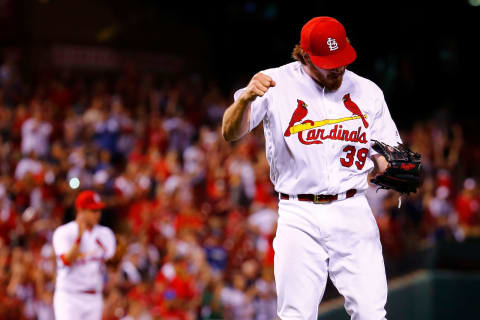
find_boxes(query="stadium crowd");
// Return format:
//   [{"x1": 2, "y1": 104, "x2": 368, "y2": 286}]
[{"x1": 0, "y1": 53, "x2": 479, "y2": 320}]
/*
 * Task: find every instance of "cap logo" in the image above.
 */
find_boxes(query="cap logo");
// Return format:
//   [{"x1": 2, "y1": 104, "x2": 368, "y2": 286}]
[
  {"x1": 326, "y1": 38, "x2": 339, "y2": 51},
  {"x1": 93, "y1": 193, "x2": 101, "y2": 203}
]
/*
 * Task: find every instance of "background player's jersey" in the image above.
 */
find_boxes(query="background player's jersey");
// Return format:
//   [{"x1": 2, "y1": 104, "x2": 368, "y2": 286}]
[
  {"x1": 234, "y1": 61, "x2": 401, "y2": 195},
  {"x1": 53, "y1": 221, "x2": 116, "y2": 293}
]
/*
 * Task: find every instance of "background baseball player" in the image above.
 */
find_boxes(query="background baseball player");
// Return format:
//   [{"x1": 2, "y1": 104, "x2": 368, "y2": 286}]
[
  {"x1": 222, "y1": 16, "x2": 401, "y2": 319},
  {"x1": 52, "y1": 190, "x2": 116, "y2": 320}
]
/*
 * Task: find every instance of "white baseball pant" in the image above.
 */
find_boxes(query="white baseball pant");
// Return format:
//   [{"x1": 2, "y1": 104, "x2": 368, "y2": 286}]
[
  {"x1": 273, "y1": 194, "x2": 387, "y2": 320},
  {"x1": 53, "y1": 290, "x2": 103, "y2": 320}
]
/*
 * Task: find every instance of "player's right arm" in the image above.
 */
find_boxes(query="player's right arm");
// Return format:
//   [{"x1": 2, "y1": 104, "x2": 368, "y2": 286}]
[{"x1": 222, "y1": 72, "x2": 276, "y2": 142}]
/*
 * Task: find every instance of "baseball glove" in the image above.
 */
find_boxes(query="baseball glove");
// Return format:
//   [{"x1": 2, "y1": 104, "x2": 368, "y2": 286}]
[{"x1": 370, "y1": 140, "x2": 422, "y2": 194}]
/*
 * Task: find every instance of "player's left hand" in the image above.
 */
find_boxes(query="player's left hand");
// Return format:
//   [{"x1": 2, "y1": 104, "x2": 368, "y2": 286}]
[
  {"x1": 370, "y1": 140, "x2": 422, "y2": 194},
  {"x1": 371, "y1": 154, "x2": 389, "y2": 176}
]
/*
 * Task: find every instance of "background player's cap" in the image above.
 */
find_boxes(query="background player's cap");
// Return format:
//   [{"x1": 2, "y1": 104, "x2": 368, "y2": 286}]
[
  {"x1": 75, "y1": 190, "x2": 106, "y2": 210},
  {"x1": 300, "y1": 17, "x2": 357, "y2": 70}
]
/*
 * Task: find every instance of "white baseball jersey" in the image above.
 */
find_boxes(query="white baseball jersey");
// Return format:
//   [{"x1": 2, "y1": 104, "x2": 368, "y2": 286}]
[
  {"x1": 53, "y1": 221, "x2": 116, "y2": 293},
  {"x1": 234, "y1": 61, "x2": 401, "y2": 195}
]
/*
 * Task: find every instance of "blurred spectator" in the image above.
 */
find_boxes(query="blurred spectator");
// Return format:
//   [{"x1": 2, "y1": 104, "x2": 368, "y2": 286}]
[
  {"x1": 428, "y1": 186, "x2": 457, "y2": 241},
  {"x1": 227, "y1": 141, "x2": 256, "y2": 206},
  {"x1": 220, "y1": 272, "x2": 255, "y2": 320},
  {"x1": 252, "y1": 266, "x2": 276, "y2": 320},
  {"x1": 204, "y1": 233, "x2": 227, "y2": 276},
  {"x1": 200, "y1": 277, "x2": 224, "y2": 319},
  {"x1": 21, "y1": 106, "x2": 52, "y2": 158},
  {"x1": 455, "y1": 178, "x2": 480, "y2": 237}
]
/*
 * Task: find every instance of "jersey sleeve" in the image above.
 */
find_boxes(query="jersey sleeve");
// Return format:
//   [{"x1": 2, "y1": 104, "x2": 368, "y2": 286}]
[
  {"x1": 369, "y1": 94, "x2": 402, "y2": 156},
  {"x1": 233, "y1": 89, "x2": 271, "y2": 131}
]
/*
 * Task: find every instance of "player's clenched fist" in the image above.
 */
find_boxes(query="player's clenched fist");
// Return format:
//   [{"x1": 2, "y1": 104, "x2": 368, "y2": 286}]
[
  {"x1": 240, "y1": 73, "x2": 276, "y2": 102},
  {"x1": 222, "y1": 73, "x2": 276, "y2": 141}
]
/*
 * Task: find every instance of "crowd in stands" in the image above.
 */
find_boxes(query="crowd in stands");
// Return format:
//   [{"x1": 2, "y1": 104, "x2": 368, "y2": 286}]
[{"x1": 0, "y1": 52, "x2": 479, "y2": 319}]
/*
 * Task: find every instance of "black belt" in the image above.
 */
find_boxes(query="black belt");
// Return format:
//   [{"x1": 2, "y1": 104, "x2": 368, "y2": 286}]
[{"x1": 280, "y1": 189, "x2": 357, "y2": 204}]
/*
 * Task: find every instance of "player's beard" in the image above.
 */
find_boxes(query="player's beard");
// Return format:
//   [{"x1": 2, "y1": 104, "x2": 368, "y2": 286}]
[
  {"x1": 312, "y1": 68, "x2": 344, "y2": 91},
  {"x1": 303, "y1": 56, "x2": 345, "y2": 91}
]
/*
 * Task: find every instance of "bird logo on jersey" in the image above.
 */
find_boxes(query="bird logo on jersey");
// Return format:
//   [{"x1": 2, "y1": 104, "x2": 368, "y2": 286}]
[
  {"x1": 342, "y1": 94, "x2": 368, "y2": 128},
  {"x1": 284, "y1": 99, "x2": 308, "y2": 137},
  {"x1": 284, "y1": 97, "x2": 369, "y2": 145}
]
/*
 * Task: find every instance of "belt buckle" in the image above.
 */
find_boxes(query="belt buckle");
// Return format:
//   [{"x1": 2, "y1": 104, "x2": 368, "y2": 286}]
[{"x1": 313, "y1": 194, "x2": 330, "y2": 204}]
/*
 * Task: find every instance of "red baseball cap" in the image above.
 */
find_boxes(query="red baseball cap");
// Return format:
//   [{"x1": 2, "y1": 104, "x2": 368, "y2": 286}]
[
  {"x1": 75, "y1": 190, "x2": 106, "y2": 211},
  {"x1": 300, "y1": 17, "x2": 357, "y2": 70}
]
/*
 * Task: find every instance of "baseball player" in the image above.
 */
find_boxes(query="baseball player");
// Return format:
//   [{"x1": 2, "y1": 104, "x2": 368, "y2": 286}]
[
  {"x1": 222, "y1": 17, "x2": 400, "y2": 320},
  {"x1": 52, "y1": 190, "x2": 116, "y2": 320}
]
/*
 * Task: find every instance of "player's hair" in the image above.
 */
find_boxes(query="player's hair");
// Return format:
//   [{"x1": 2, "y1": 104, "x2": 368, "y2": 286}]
[{"x1": 291, "y1": 44, "x2": 307, "y2": 65}]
